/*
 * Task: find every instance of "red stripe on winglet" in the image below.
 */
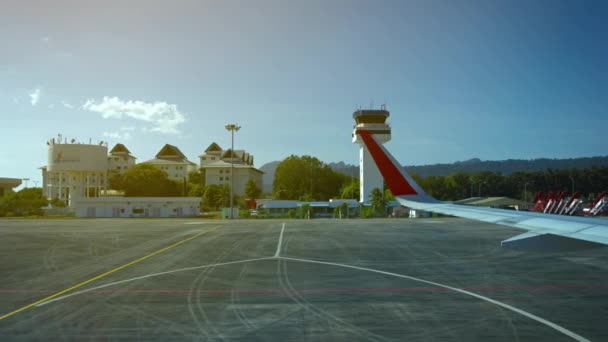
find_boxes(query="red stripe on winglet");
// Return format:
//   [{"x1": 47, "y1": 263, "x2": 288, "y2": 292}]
[{"x1": 359, "y1": 130, "x2": 418, "y2": 196}]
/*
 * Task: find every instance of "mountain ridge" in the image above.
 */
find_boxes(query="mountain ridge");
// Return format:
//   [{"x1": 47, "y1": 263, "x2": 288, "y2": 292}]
[{"x1": 259, "y1": 156, "x2": 608, "y2": 193}]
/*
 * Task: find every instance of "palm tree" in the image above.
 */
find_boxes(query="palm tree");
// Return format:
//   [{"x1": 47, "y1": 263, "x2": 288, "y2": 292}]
[{"x1": 370, "y1": 188, "x2": 387, "y2": 216}]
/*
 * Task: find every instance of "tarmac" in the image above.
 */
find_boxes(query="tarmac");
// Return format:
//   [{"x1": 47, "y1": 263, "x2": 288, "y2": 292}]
[{"x1": 0, "y1": 217, "x2": 607, "y2": 341}]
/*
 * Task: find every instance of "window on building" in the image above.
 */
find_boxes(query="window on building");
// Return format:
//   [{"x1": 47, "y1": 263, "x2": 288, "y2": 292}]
[
  {"x1": 211, "y1": 157, "x2": 216, "y2": 160},
  {"x1": 219, "y1": 170, "x2": 223, "y2": 174},
  {"x1": 226, "y1": 176, "x2": 230, "y2": 181},
  {"x1": 202, "y1": 157, "x2": 207, "y2": 161},
  {"x1": 116, "y1": 166, "x2": 121, "y2": 170},
  {"x1": 220, "y1": 177, "x2": 223, "y2": 181}
]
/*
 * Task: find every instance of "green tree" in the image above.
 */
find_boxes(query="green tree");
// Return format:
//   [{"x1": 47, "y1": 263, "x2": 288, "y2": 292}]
[
  {"x1": 116, "y1": 163, "x2": 181, "y2": 197},
  {"x1": 297, "y1": 204, "x2": 311, "y2": 219},
  {"x1": 49, "y1": 197, "x2": 67, "y2": 207},
  {"x1": 108, "y1": 170, "x2": 124, "y2": 190},
  {"x1": 340, "y1": 179, "x2": 359, "y2": 199},
  {"x1": 187, "y1": 170, "x2": 206, "y2": 197},
  {"x1": 334, "y1": 202, "x2": 349, "y2": 219},
  {"x1": 273, "y1": 155, "x2": 346, "y2": 200},
  {"x1": 202, "y1": 184, "x2": 220, "y2": 210},
  {"x1": 245, "y1": 179, "x2": 262, "y2": 200},
  {"x1": 202, "y1": 184, "x2": 231, "y2": 210},
  {"x1": 0, "y1": 188, "x2": 48, "y2": 217},
  {"x1": 370, "y1": 187, "x2": 387, "y2": 216}
]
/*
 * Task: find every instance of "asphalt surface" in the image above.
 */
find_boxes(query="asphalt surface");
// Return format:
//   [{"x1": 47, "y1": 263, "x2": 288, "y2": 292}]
[{"x1": 0, "y1": 218, "x2": 607, "y2": 341}]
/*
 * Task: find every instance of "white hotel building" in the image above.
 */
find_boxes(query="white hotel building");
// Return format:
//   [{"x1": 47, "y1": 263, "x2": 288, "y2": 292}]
[
  {"x1": 199, "y1": 142, "x2": 263, "y2": 196},
  {"x1": 40, "y1": 136, "x2": 263, "y2": 217}
]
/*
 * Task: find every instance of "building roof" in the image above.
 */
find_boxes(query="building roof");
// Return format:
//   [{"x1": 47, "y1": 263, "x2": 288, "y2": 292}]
[
  {"x1": 109, "y1": 143, "x2": 132, "y2": 155},
  {"x1": 201, "y1": 160, "x2": 263, "y2": 173},
  {"x1": 454, "y1": 197, "x2": 529, "y2": 207},
  {"x1": 143, "y1": 158, "x2": 197, "y2": 166},
  {"x1": 0, "y1": 177, "x2": 22, "y2": 188},
  {"x1": 221, "y1": 149, "x2": 239, "y2": 159},
  {"x1": 145, "y1": 144, "x2": 196, "y2": 165},
  {"x1": 204, "y1": 142, "x2": 223, "y2": 153},
  {"x1": 259, "y1": 200, "x2": 361, "y2": 209},
  {"x1": 155, "y1": 144, "x2": 187, "y2": 160}
]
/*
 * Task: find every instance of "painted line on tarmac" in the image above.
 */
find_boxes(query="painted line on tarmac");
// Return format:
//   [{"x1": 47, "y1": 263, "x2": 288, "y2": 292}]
[
  {"x1": 280, "y1": 256, "x2": 590, "y2": 342},
  {"x1": 4, "y1": 283, "x2": 608, "y2": 294},
  {"x1": 0, "y1": 225, "x2": 222, "y2": 321},
  {"x1": 274, "y1": 223, "x2": 286, "y2": 257},
  {"x1": 35, "y1": 257, "x2": 274, "y2": 307}
]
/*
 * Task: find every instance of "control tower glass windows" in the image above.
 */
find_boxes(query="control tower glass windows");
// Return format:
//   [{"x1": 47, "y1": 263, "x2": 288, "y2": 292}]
[{"x1": 355, "y1": 115, "x2": 387, "y2": 124}]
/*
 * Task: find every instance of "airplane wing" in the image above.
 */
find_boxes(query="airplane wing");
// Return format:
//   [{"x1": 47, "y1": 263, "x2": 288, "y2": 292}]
[{"x1": 358, "y1": 130, "x2": 608, "y2": 252}]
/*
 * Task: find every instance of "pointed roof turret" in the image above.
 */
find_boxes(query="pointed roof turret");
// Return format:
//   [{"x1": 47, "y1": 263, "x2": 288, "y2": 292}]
[
  {"x1": 109, "y1": 143, "x2": 132, "y2": 155},
  {"x1": 205, "y1": 142, "x2": 223, "y2": 153},
  {"x1": 221, "y1": 149, "x2": 239, "y2": 160},
  {"x1": 155, "y1": 144, "x2": 187, "y2": 160}
]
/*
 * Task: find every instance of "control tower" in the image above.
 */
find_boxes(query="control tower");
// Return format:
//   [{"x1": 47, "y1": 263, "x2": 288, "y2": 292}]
[{"x1": 352, "y1": 107, "x2": 391, "y2": 203}]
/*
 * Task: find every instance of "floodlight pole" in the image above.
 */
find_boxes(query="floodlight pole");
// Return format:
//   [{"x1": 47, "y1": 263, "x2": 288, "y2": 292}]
[
  {"x1": 225, "y1": 124, "x2": 241, "y2": 219},
  {"x1": 569, "y1": 176, "x2": 575, "y2": 195}
]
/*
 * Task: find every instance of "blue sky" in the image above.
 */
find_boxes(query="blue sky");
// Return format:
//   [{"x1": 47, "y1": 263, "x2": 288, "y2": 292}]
[{"x1": 1, "y1": 0, "x2": 606, "y2": 186}]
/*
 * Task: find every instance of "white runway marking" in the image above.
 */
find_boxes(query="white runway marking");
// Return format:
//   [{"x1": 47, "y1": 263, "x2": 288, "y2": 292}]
[
  {"x1": 281, "y1": 256, "x2": 590, "y2": 342},
  {"x1": 36, "y1": 257, "x2": 274, "y2": 307},
  {"x1": 274, "y1": 223, "x2": 286, "y2": 258}
]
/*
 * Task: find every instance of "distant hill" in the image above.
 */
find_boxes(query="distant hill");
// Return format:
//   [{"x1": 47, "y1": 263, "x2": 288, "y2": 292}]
[
  {"x1": 408, "y1": 156, "x2": 608, "y2": 177},
  {"x1": 258, "y1": 156, "x2": 608, "y2": 192},
  {"x1": 259, "y1": 161, "x2": 280, "y2": 193}
]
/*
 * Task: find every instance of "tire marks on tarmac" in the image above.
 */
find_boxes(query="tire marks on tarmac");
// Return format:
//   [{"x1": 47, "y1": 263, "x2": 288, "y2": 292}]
[{"x1": 276, "y1": 234, "x2": 392, "y2": 342}]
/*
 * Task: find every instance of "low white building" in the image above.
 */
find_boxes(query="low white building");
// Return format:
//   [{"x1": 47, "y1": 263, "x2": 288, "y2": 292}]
[{"x1": 71, "y1": 197, "x2": 200, "y2": 217}]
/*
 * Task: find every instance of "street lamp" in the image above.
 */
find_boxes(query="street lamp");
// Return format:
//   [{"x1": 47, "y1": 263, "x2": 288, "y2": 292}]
[
  {"x1": 225, "y1": 124, "x2": 241, "y2": 219},
  {"x1": 469, "y1": 177, "x2": 474, "y2": 198},
  {"x1": 523, "y1": 182, "x2": 529, "y2": 202},
  {"x1": 478, "y1": 181, "x2": 486, "y2": 197}
]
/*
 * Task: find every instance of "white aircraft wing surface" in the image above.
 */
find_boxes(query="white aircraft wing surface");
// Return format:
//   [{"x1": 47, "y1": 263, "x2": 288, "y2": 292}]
[{"x1": 358, "y1": 130, "x2": 608, "y2": 252}]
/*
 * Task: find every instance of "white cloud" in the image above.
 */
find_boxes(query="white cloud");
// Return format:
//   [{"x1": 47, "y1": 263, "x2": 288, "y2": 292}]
[
  {"x1": 119, "y1": 126, "x2": 136, "y2": 131},
  {"x1": 29, "y1": 88, "x2": 41, "y2": 106},
  {"x1": 61, "y1": 101, "x2": 74, "y2": 109},
  {"x1": 103, "y1": 131, "x2": 132, "y2": 140},
  {"x1": 83, "y1": 96, "x2": 186, "y2": 134},
  {"x1": 48, "y1": 103, "x2": 55, "y2": 109}
]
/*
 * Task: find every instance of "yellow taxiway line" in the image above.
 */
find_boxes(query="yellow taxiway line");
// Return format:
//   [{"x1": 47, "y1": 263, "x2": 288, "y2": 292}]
[{"x1": 0, "y1": 226, "x2": 220, "y2": 321}]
